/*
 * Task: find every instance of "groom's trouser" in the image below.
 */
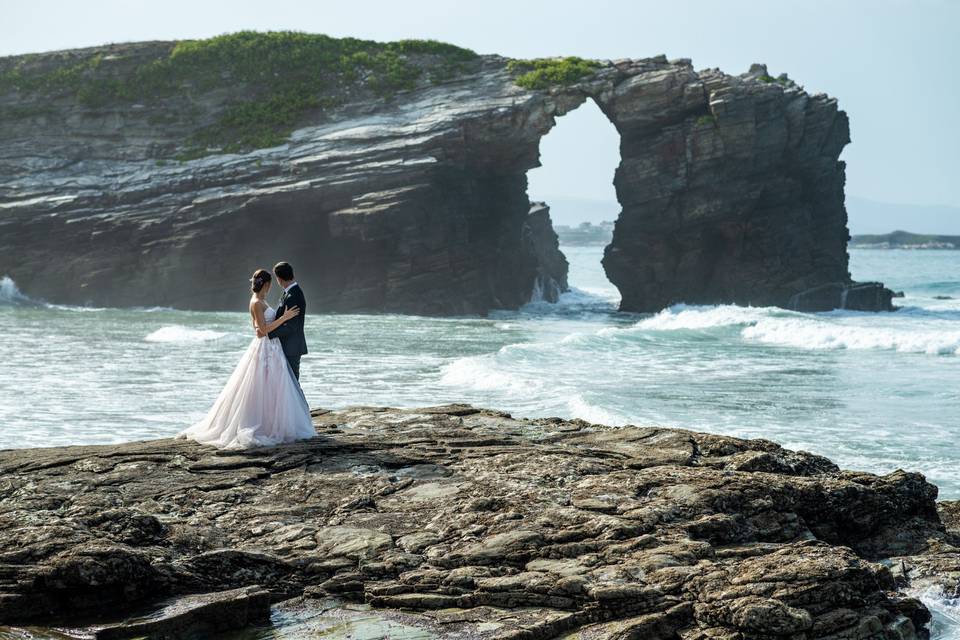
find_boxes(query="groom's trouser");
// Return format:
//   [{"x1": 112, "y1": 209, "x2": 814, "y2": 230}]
[{"x1": 288, "y1": 355, "x2": 301, "y2": 381}]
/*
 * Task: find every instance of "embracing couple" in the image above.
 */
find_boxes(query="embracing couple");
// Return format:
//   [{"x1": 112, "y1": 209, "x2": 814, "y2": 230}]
[{"x1": 179, "y1": 262, "x2": 316, "y2": 449}]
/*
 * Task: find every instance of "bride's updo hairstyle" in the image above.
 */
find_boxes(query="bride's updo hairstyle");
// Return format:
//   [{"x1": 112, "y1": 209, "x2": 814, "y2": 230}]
[{"x1": 250, "y1": 269, "x2": 272, "y2": 293}]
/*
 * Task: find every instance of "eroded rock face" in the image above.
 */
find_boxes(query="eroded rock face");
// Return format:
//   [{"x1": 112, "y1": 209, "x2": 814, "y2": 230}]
[
  {"x1": 0, "y1": 46, "x2": 560, "y2": 314},
  {"x1": 0, "y1": 44, "x2": 889, "y2": 314},
  {"x1": 0, "y1": 406, "x2": 952, "y2": 638},
  {"x1": 889, "y1": 501, "x2": 960, "y2": 617},
  {"x1": 525, "y1": 202, "x2": 569, "y2": 303},
  {"x1": 596, "y1": 62, "x2": 893, "y2": 312}
]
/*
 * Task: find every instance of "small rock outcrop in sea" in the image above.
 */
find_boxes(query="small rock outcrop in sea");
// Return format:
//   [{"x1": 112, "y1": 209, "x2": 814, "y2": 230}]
[
  {"x1": 525, "y1": 202, "x2": 569, "y2": 303},
  {"x1": 1, "y1": 405, "x2": 956, "y2": 639},
  {"x1": 0, "y1": 34, "x2": 892, "y2": 313},
  {"x1": 788, "y1": 281, "x2": 896, "y2": 312}
]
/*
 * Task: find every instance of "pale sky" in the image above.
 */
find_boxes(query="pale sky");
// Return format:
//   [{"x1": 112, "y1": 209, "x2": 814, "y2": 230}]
[{"x1": 3, "y1": 0, "x2": 958, "y2": 214}]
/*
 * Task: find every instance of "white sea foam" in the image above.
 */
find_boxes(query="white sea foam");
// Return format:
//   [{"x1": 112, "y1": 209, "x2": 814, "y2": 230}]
[
  {"x1": 908, "y1": 586, "x2": 960, "y2": 639},
  {"x1": 438, "y1": 355, "x2": 528, "y2": 392},
  {"x1": 605, "y1": 303, "x2": 960, "y2": 356},
  {"x1": 559, "y1": 331, "x2": 590, "y2": 345},
  {"x1": 0, "y1": 276, "x2": 29, "y2": 304},
  {"x1": 567, "y1": 394, "x2": 628, "y2": 426},
  {"x1": 742, "y1": 317, "x2": 960, "y2": 355},
  {"x1": 632, "y1": 304, "x2": 779, "y2": 331},
  {"x1": 1, "y1": 277, "x2": 180, "y2": 313},
  {"x1": 0, "y1": 276, "x2": 111, "y2": 310},
  {"x1": 920, "y1": 297, "x2": 960, "y2": 313},
  {"x1": 133, "y1": 306, "x2": 177, "y2": 313},
  {"x1": 518, "y1": 286, "x2": 619, "y2": 316},
  {"x1": 559, "y1": 286, "x2": 620, "y2": 306},
  {"x1": 145, "y1": 326, "x2": 228, "y2": 343},
  {"x1": 45, "y1": 303, "x2": 109, "y2": 312}
]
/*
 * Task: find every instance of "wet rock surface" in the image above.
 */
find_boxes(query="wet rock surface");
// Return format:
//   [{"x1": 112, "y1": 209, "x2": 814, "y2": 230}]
[
  {"x1": 889, "y1": 501, "x2": 960, "y2": 608},
  {"x1": 0, "y1": 44, "x2": 890, "y2": 314},
  {"x1": 788, "y1": 281, "x2": 895, "y2": 312},
  {"x1": 0, "y1": 405, "x2": 954, "y2": 638},
  {"x1": 91, "y1": 585, "x2": 270, "y2": 639}
]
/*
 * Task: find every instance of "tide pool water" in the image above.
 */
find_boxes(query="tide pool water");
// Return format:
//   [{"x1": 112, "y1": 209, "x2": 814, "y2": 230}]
[{"x1": 1, "y1": 247, "x2": 958, "y2": 498}]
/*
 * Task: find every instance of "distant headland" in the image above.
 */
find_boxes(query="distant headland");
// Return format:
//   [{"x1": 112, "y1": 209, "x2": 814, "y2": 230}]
[
  {"x1": 559, "y1": 225, "x2": 960, "y2": 251},
  {"x1": 850, "y1": 230, "x2": 960, "y2": 249}
]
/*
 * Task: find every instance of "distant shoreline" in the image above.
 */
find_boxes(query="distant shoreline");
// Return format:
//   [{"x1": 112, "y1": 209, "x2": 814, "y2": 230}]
[
  {"x1": 850, "y1": 230, "x2": 960, "y2": 249},
  {"x1": 554, "y1": 221, "x2": 614, "y2": 246},
  {"x1": 556, "y1": 225, "x2": 960, "y2": 249}
]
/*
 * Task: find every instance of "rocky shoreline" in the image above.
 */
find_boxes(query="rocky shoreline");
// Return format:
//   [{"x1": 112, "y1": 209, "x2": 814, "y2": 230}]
[{"x1": 2, "y1": 405, "x2": 958, "y2": 639}]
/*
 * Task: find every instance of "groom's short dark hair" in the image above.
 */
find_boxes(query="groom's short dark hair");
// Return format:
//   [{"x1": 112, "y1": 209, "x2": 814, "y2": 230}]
[{"x1": 274, "y1": 262, "x2": 294, "y2": 281}]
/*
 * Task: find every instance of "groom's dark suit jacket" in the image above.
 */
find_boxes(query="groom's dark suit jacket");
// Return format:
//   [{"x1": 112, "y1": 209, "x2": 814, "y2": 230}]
[{"x1": 269, "y1": 283, "x2": 308, "y2": 374}]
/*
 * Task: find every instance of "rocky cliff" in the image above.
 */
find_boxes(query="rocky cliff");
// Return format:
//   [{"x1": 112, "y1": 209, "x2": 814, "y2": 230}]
[
  {"x1": 525, "y1": 202, "x2": 569, "y2": 302},
  {"x1": 2, "y1": 405, "x2": 957, "y2": 638},
  {"x1": 0, "y1": 33, "x2": 892, "y2": 313}
]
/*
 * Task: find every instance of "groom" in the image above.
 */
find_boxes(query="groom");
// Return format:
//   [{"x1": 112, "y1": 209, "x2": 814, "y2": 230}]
[{"x1": 268, "y1": 262, "x2": 308, "y2": 380}]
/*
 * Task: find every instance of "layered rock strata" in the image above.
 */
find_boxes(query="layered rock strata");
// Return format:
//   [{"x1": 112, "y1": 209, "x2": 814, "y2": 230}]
[
  {"x1": 0, "y1": 41, "x2": 891, "y2": 313},
  {"x1": 0, "y1": 405, "x2": 955, "y2": 638},
  {"x1": 600, "y1": 63, "x2": 895, "y2": 312}
]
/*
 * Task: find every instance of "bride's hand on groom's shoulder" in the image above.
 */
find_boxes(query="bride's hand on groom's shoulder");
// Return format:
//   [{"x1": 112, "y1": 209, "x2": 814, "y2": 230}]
[{"x1": 282, "y1": 306, "x2": 300, "y2": 322}]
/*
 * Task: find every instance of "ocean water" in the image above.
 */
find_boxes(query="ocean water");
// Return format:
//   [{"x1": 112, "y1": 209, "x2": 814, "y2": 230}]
[
  {"x1": 1, "y1": 247, "x2": 959, "y2": 496},
  {"x1": 2, "y1": 246, "x2": 960, "y2": 637},
  {"x1": 1, "y1": 247, "x2": 959, "y2": 498}
]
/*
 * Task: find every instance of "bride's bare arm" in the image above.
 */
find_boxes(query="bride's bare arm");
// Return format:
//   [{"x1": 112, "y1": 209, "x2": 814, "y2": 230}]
[{"x1": 250, "y1": 300, "x2": 299, "y2": 336}]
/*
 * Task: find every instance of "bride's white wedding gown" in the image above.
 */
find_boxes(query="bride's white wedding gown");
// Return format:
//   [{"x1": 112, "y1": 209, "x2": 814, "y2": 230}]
[{"x1": 179, "y1": 305, "x2": 315, "y2": 449}]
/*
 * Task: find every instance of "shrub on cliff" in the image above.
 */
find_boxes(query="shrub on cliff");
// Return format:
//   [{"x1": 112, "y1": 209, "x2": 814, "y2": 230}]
[{"x1": 506, "y1": 56, "x2": 600, "y2": 90}]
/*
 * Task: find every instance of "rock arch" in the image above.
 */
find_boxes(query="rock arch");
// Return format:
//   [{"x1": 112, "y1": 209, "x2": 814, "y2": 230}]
[
  {"x1": 553, "y1": 60, "x2": 891, "y2": 312},
  {"x1": 523, "y1": 95, "x2": 620, "y2": 303},
  {"x1": 0, "y1": 43, "x2": 892, "y2": 313}
]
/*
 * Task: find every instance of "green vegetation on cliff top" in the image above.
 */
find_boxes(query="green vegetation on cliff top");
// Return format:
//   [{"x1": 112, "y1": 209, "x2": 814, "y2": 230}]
[
  {"x1": 1, "y1": 34, "x2": 607, "y2": 158},
  {"x1": 506, "y1": 56, "x2": 601, "y2": 90},
  {"x1": 0, "y1": 31, "x2": 479, "y2": 158},
  {"x1": 759, "y1": 73, "x2": 792, "y2": 86}
]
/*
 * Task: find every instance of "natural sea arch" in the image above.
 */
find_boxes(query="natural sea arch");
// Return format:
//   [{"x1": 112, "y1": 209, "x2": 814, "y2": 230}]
[
  {"x1": 527, "y1": 97, "x2": 621, "y2": 302},
  {"x1": 0, "y1": 43, "x2": 893, "y2": 314},
  {"x1": 529, "y1": 67, "x2": 879, "y2": 313}
]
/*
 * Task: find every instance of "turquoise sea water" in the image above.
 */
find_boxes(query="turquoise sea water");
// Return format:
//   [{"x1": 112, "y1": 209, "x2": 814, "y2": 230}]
[
  {"x1": 1, "y1": 246, "x2": 959, "y2": 637},
  {"x1": 2, "y1": 247, "x2": 958, "y2": 496}
]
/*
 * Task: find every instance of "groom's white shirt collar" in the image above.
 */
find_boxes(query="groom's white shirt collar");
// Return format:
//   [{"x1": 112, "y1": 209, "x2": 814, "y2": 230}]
[{"x1": 283, "y1": 281, "x2": 298, "y2": 294}]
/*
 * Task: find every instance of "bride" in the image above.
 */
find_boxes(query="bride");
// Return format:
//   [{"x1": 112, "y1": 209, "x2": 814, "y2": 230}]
[{"x1": 179, "y1": 269, "x2": 316, "y2": 449}]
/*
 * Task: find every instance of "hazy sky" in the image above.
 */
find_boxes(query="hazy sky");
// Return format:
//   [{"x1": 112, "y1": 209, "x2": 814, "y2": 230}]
[{"x1": 3, "y1": 0, "x2": 958, "y2": 211}]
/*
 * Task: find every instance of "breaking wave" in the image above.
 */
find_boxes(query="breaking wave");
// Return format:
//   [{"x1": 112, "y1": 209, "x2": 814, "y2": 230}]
[
  {"x1": 0, "y1": 276, "x2": 33, "y2": 305},
  {"x1": 742, "y1": 316, "x2": 960, "y2": 355},
  {"x1": 908, "y1": 586, "x2": 960, "y2": 639},
  {"x1": 611, "y1": 304, "x2": 960, "y2": 356},
  {"x1": 567, "y1": 394, "x2": 628, "y2": 426},
  {"x1": 631, "y1": 303, "x2": 774, "y2": 331},
  {"x1": 438, "y1": 352, "x2": 541, "y2": 393},
  {"x1": 145, "y1": 326, "x2": 228, "y2": 343}
]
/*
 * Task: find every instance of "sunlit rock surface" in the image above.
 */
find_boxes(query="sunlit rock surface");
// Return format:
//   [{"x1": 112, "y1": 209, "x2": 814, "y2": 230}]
[{"x1": 1, "y1": 405, "x2": 953, "y2": 638}]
